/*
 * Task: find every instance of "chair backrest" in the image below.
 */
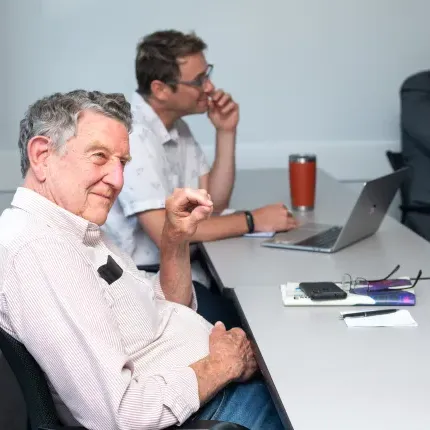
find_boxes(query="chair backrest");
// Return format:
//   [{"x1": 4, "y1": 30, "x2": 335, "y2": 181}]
[
  {"x1": 400, "y1": 71, "x2": 430, "y2": 205},
  {"x1": 386, "y1": 150, "x2": 405, "y2": 172},
  {"x1": 385, "y1": 150, "x2": 410, "y2": 223},
  {"x1": 0, "y1": 328, "x2": 62, "y2": 430}
]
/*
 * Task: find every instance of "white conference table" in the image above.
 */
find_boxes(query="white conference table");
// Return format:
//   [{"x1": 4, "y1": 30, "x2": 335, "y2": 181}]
[{"x1": 201, "y1": 168, "x2": 430, "y2": 430}]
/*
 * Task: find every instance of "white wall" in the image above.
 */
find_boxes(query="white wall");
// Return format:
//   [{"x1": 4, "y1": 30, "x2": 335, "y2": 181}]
[
  {"x1": 0, "y1": 0, "x2": 10, "y2": 163},
  {"x1": 1, "y1": 0, "x2": 430, "y2": 193}
]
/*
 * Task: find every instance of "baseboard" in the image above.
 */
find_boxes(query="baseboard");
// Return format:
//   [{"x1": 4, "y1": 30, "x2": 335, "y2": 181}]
[{"x1": 0, "y1": 140, "x2": 399, "y2": 192}]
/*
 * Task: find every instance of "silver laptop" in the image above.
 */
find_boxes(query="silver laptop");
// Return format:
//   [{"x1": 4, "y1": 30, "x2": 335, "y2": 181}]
[{"x1": 261, "y1": 167, "x2": 409, "y2": 253}]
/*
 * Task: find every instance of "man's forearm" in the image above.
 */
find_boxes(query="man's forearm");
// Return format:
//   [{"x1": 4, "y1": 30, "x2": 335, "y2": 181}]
[
  {"x1": 190, "y1": 356, "x2": 234, "y2": 404},
  {"x1": 208, "y1": 130, "x2": 236, "y2": 211},
  {"x1": 192, "y1": 212, "x2": 249, "y2": 242},
  {"x1": 159, "y1": 228, "x2": 193, "y2": 306}
]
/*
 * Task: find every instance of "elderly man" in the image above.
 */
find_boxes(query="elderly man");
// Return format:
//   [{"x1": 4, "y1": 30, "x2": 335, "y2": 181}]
[{"x1": 0, "y1": 90, "x2": 284, "y2": 429}]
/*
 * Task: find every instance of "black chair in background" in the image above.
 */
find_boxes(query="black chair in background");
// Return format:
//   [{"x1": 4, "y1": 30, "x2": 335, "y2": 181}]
[
  {"x1": 385, "y1": 150, "x2": 430, "y2": 225},
  {"x1": 137, "y1": 263, "x2": 161, "y2": 273},
  {"x1": 398, "y1": 71, "x2": 430, "y2": 240},
  {"x1": 0, "y1": 327, "x2": 248, "y2": 430}
]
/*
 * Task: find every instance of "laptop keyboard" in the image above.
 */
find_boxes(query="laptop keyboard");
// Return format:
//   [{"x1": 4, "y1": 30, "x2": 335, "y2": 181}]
[{"x1": 296, "y1": 226, "x2": 342, "y2": 248}]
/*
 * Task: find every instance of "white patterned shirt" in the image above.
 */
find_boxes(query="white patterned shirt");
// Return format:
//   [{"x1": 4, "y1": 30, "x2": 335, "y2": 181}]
[
  {"x1": 0, "y1": 187, "x2": 213, "y2": 430},
  {"x1": 103, "y1": 92, "x2": 210, "y2": 268}
]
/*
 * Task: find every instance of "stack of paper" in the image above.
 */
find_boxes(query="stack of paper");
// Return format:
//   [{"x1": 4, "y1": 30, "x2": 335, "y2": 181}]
[
  {"x1": 340, "y1": 310, "x2": 418, "y2": 327},
  {"x1": 220, "y1": 208, "x2": 237, "y2": 216},
  {"x1": 244, "y1": 231, "x2": 275, "y2": 238}
]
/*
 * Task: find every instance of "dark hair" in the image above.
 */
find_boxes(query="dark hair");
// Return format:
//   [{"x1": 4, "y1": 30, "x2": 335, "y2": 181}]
[{"x1": 135, "y1": 30, "x2": 207, "y2": 97}]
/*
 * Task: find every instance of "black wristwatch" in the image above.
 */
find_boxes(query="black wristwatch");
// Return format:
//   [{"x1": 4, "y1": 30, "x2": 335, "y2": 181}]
[{"x1": 244, "y1": 211, "x2": 255, "y2": 233}]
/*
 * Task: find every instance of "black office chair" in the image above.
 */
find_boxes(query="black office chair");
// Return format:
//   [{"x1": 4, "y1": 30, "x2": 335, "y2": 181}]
[
  {"x1": 385, "y1": 150, "x2": 430, "y2": 224},
  {"x1": 136, "y1": 263, "x2": 161, "y2": 273},
  {"x1": 0, "y1": 328, "x2": 248, "y2": 430}
]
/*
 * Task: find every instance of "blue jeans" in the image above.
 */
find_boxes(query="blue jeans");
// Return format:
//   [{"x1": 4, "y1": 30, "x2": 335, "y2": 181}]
[{"x1": 190, "y1": 379, "x2": 287, "y2": 430}]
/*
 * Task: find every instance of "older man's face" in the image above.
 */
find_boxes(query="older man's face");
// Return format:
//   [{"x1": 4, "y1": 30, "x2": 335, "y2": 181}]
[{"x1": 46, "y1": 110, "x2": 130, "y2": 225}]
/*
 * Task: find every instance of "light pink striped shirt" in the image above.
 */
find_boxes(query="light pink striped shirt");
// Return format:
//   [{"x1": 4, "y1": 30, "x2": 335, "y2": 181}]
[{"x1": 0, "y1": 187, "x2": 213, "y2": 430}]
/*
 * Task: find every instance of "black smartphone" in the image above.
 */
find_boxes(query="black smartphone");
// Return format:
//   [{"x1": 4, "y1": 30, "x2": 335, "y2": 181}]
[{"x1": 299, "y1": 282, "x2": 347, "y2": 301}]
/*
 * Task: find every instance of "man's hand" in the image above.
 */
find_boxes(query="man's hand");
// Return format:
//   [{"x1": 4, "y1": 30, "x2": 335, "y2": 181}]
[
  {"x1": 189, "y1": 322, "x2": 258, "y2": 403},
  {"x1": 208, "y1": 89, "x2": 239, "y2": 132},
  {"x1": 163, "y1": 188, "x2": 214, "y2": 243},
  {"x1": 252, "y1": 203, "x2": 298, "y2": 232},
  {"x1": 209, "y1": 321, "x2": 258, "y2": 383}
]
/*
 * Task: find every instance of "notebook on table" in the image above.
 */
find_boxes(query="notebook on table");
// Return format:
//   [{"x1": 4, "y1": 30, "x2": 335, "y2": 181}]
[
  {"x1": 280, "y1": 282, "x2": 416, "y2": 306},
  {"x1": 340, "y1": 309, "x2": 418, "y2": 327}
]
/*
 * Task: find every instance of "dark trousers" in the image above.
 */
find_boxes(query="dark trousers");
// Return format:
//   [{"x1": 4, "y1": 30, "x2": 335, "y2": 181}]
[{"x1": 193, "y1": 282, "x2": 242, "y2": 329}]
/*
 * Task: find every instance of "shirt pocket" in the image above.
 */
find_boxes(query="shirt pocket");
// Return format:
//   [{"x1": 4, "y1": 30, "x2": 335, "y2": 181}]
[{"x1": 102, "y1": 271, "x2": 159, "y2": 356}]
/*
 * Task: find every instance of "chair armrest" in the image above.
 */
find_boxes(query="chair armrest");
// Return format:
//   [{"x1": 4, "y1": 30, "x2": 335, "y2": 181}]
[
  {"x1": 210, "y1": 424, "x2": 249, "y2": 430},
  {"x1": 38, "y1": 426, "x2": 88, "y2": 430},
  {"x1": 178, "y1": 420, "x2": 249, "y2": 429},
  {"x1": 39, "y1": 420, "x2": 248, "y2": 430},
  {"x1": 401, "y1": 204, "x2": 430, "y2": 214}
]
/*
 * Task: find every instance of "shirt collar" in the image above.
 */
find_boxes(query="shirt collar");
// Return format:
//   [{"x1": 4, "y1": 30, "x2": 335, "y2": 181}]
[
  {"x1": 131, "y1": 91, "x2": 179, "y2": 144},
  {"x1": 11, "y1": 187, "x2": 99, "y2": 243}
]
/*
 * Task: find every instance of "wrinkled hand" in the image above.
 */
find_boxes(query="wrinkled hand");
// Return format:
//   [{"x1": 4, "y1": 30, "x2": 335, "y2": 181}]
[
  {"x1": 164, "y1": 188, "x2": 213, "y2": 242},
  {"x1": 252, "y1": 203, "x2": 298, "y2": 232},
  {"x1": 209, "y1": 321, "x2": 258, "y2": 383},
  {"x1": 208, "y1": 89, "x2": 239, "y2": 132}
]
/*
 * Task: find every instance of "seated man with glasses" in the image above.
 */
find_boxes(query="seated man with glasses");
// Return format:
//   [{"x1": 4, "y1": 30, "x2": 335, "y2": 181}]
[{"x1": 103, "y1": 30, "x2": 297, "y2": 325}]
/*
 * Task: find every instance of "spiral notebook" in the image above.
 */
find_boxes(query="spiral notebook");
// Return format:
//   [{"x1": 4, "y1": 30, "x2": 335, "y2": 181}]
[{"x1": 280, "y1": 282, "x2": 416, "y2": 306}]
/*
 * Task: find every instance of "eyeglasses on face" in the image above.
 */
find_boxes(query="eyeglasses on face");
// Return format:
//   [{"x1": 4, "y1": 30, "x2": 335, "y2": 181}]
[{"x1": 168, "y1": 64, "x2": 214, "y2": 88}]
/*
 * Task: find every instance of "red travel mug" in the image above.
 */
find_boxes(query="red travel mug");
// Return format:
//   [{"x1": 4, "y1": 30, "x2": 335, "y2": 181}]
[{"x1": 289, "y1": 154, "x2": 317, "y2": 211}]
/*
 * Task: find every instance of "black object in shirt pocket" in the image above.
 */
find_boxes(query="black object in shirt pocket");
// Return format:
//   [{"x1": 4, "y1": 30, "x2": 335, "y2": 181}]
[{"x1": 97, "y1": 255, "x2": 123, "y2": 285}]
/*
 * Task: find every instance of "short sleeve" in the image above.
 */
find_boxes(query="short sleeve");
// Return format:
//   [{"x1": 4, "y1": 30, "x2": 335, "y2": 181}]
[
  {"x1": 194, "y1": 140, "x2": 210, "y2": 177},
  {"x1": 174, "y1": 120, "x2": 210, "y2": 184},
  {"x1": 119, "y1": 127, "x2": 168, "y2": 217}
]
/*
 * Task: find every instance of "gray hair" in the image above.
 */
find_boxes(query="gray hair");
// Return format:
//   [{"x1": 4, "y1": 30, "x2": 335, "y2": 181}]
[{"x1": 18, "y1": 90, "x2": 132, "y2": 177}]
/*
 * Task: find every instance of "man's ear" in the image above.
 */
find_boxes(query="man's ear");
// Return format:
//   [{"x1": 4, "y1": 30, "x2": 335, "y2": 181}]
[
  {"x1": 150, "y1": 80, "x2": 172, "y2": 101},
  {"x1": 26, "y1": 135, "x2": 51, "y2": 182}
]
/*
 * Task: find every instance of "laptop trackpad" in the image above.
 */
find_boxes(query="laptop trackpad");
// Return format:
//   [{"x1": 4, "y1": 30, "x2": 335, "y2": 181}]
[{"x1": 273, "y1": 223, "x2": 333, "y2": 244}]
